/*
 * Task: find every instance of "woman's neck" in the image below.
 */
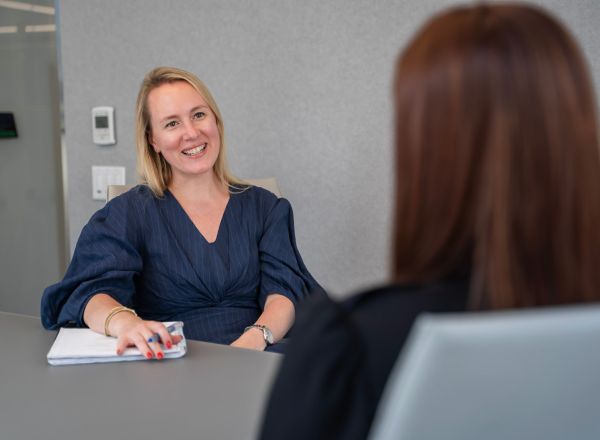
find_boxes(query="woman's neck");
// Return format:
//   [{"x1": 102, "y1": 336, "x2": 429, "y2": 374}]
[{"x1": 168, "y1": 170, "x2": 229, "y2": 204}]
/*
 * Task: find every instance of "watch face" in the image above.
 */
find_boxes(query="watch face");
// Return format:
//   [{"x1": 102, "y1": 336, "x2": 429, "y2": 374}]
[{"x1": 264, "y1": 328, "x2": 274, "y2": 345}]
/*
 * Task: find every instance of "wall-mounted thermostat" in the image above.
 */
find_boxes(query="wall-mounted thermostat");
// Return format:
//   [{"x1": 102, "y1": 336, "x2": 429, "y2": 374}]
[{"x1": 92, "y1": 106, "x2": 116, "y2": 145}]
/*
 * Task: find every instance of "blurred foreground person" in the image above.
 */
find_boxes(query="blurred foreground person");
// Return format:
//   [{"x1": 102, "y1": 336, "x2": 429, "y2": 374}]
[{"x1": 260, "y1": 3, "x2": 600, "y2": 439}]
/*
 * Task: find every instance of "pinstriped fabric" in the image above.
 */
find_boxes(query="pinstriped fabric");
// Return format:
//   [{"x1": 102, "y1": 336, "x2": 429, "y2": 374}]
[{"x1": 41, "y1": 185, "x2": 320, "y2": 348}]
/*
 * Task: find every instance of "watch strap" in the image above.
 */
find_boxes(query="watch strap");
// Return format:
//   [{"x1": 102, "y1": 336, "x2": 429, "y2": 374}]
[{"x1": 244, "y1": 324, "x2": 274, "y2": 346}]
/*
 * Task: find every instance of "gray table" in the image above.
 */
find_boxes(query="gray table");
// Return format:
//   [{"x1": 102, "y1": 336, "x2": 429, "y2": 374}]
[{"x1": 0, "y1": 311, "x2": 282, "y2": 440}]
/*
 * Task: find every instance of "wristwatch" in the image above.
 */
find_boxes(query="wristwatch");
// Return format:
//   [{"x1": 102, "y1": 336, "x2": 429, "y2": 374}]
[{"x1": 244, "y1": 324, "x2": 274, "y2": 346}]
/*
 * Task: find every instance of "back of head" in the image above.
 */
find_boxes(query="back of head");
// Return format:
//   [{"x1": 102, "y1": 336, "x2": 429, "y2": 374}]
[{"x1": 392, "y1": 4, "x2": 600, "y2": 308}]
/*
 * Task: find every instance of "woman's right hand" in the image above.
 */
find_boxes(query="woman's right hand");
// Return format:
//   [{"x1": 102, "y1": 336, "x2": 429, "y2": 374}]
[{"x1": 109, "y1": 312, "x2": 184, "y2": 359}]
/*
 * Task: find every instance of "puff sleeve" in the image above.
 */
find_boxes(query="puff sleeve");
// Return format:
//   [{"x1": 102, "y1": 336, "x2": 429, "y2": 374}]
[
  {"x1": 40, "y1": 194, "x2": 143, "y2": 329},
  {"x1": 258, "y1": 196, "x2": 321, "y2": 310}
]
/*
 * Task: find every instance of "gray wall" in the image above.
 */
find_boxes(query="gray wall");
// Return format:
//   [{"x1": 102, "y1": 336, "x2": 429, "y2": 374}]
[
  {"x1": 58, "y1": 0, "x2": 600, "y2": 298},
  {"x1": 0, "y1": 0, "x2": 66, "y2": 316}
]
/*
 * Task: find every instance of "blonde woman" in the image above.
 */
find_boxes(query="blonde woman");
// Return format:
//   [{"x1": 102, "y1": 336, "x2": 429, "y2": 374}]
[{"x1": 41, "y1": 67, "x2": 320, "y2": 356}]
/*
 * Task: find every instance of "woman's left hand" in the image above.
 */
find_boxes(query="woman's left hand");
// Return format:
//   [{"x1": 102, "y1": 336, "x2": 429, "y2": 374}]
[
  {"x1": 230, "y1": 327, "x2": 267, "y2": 351},
  {"x1": 230, "y1": 294, "x2": 294, "y2": 350}
]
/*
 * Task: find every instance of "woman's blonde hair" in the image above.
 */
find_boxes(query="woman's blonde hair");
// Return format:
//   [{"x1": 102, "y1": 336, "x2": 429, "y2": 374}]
[{"x1": 135, "y1": 66, "x2": 247, "y2": 197}]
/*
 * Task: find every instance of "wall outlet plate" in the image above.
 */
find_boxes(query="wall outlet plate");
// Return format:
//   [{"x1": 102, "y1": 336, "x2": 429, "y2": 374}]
[{"x1": 92, "y1": 166, "x2": 125, "y2": 200}]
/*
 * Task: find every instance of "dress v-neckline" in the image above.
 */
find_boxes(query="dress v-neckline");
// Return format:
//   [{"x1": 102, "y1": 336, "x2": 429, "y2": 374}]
[{"x1": 166, "y1": 189, "x2": 231, "y2": 245}]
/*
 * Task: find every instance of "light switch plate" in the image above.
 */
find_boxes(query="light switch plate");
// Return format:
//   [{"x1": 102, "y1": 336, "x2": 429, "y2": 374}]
[{"x1": 92, "y1": 166, "x2": 125, "y2": 201}]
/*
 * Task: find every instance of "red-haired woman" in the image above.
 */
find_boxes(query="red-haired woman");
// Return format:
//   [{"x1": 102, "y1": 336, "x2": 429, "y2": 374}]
[{"x1": 260, "y1": 3, "x2": 600, "y2": 439}]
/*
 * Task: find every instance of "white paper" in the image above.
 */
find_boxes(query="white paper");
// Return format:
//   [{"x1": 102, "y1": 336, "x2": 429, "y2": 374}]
[{"x1": 47, "y1": 321, "x2": 187, "y2": 365}]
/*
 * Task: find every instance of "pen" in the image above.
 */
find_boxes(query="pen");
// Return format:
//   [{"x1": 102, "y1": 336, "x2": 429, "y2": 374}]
[{"x1": 147, "y1": 321, "x2": 184, "y2": 343}]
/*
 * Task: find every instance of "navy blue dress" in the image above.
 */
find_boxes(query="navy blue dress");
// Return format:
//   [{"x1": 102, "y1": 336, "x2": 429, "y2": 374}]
[{"x1": 41, "y1": 185, "x2": 320, "y2": 351}]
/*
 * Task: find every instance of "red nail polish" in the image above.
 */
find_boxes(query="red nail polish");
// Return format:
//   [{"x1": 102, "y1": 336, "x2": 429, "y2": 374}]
[
  {"x1": 147, "y1": 352, "x2": 152, "y2": 358},
  {"x1": 166, "y1": 341, "x2": 172, "y2": 349},
  {"x1": 116, "y1": 349, "x2": 122, "y2": 355},
  {"x1": 157, "y1": 352, "x2": 163, "y2": 359}
]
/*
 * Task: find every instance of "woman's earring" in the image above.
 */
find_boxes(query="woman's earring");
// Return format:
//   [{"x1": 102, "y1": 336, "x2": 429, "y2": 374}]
[{"x1": 154, "y1": 149, "x2": 159, "y2": 153}]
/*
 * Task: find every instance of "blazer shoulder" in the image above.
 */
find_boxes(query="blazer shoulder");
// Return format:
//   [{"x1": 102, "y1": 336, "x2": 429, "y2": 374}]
[
  {"x1": 341, "y1": 277, "x2": 470, "y2": 318},
  {"x1": 239, "y1": 185, "x2": 289, "y2": 215},
  {"x1": 339, "y1": 283, "x2": 419, "y2": 311},
  {"x1": 244, "y1": 185, "x2": 279, "y2": 202}
]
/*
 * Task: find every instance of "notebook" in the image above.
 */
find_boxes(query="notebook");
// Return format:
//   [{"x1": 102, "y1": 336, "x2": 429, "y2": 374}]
[{"x1": 47, "y1": 321, "x2": 187, "y2": 365}]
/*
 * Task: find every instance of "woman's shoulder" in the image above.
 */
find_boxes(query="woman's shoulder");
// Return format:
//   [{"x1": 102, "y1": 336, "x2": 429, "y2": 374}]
[
  {"x1": 262, "y1": 279, "x2": 470, "y2": 440},
  {"x1": 302, "y1": 279, "x2": 468, "y2": 411},
  {"x1": 292, "y1": 278, "x2": 470, "y2": 364},
  {"x1": 84, "y1": 185, "x2": 156, "y2": 234},
  {"x1": 297, "y1": 276, "x2": 470, "y2": 326},
  {"x1": 233, "y1": 184, "x2": 289, "y2": 214},
  {"x1": 289, "y1": 285, "x2": 410, "y2": 336},
  {"x1": 237, "y1": 184, "x2": 279, "y2": 201},
  {"x1": 342, "y1": 276, "x2": 470, "y2": 316}
]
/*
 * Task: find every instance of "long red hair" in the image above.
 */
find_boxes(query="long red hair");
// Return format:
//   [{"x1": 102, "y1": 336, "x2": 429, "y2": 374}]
[{"x1": 392, "y1": 4, "x2": 600, "y2": 309}]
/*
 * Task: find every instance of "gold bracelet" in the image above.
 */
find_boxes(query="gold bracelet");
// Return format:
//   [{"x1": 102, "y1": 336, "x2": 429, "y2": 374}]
[{"x1": 104, "y1": 306, "x2": 137, "y2": 337}]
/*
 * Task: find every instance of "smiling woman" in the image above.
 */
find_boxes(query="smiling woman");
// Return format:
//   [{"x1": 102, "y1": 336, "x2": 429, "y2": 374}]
[
  {"x1": 134, "y1": 67, "x2": 246, "y2": 197},
  {"x1": 147, "y1": 81, "x2": 221, "y2": 180},
  {"x1": 40, "y1": 67, "x2": 321, "y2": 356}
]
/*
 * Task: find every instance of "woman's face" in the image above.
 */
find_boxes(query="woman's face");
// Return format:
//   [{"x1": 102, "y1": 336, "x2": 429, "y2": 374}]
[{"x1": 147, "y1": 81, "x2": 220, "y2": 183}]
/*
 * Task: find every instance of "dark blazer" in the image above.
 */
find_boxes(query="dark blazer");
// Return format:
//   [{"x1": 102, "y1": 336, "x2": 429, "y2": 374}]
[
  {"x1": 260, "y1": 276, "x2": 469, "y2": 439},
  {"x1": 41, "y1": 185, "x2": 320, "y2": 349}
]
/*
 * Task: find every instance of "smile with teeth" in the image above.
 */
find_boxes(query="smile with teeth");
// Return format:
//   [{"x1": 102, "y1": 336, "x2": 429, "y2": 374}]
[{"x1": 182, "y1": 144, "x2": 206, "y2": 156}]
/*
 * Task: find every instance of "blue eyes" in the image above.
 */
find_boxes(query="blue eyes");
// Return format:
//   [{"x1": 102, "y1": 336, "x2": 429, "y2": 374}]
[{"x1": 164, "y1": 112, "x2": 205, "y2": 129}]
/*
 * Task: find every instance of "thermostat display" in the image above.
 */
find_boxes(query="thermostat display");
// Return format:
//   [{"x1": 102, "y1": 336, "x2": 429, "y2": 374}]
[
  {"x1": 95, "y1": 115, "x2": 109, "y2": 129},
  {"x1": 92, "y1": 106, "x2": 115, "y2": 145}
]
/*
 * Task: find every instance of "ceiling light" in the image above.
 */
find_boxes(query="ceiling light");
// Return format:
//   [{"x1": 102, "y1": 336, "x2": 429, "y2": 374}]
[
  {"x1": 0, "y1": 0, "x2": 54, "y2": 15},
  {"x1": 0, "y1": 25, "x2": 18, "y2": 33},
  {"x1": 25, "y1": 24, "x2": 55, "y2": 32}
]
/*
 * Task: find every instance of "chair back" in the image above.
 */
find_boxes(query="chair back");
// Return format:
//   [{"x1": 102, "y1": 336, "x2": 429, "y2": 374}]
[
  {"x1": 106, "y1": 185, "x2": 135, "y2": 202},
  {"x1": 368, "y1": 304, "x2": 600, "y2": 440},
  {"x1": 106, "y1": 177, "x2": 282, "y2": 202}
]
